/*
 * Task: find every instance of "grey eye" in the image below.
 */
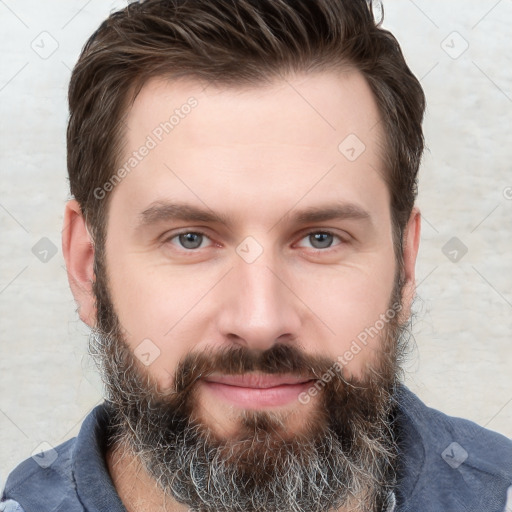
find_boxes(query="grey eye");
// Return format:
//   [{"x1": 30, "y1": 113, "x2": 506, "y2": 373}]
[
  {"x1": 178, "y1": 232, "x2": 204, "y2": 249},
  {"x1": 309, "y1": 232, "x2": 334, "y2": 249}
]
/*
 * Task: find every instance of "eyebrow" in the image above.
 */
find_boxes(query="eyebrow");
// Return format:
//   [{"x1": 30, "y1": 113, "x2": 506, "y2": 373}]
[
  {"x1": 136, "y1": 200, "x2": 372, "y2": 231},
  {"x1": 287, "y1": 203, "x2": 371, "y2": 225},
  {"x1": 138, "y1": 201, "x2": 230, "y2": 228}
]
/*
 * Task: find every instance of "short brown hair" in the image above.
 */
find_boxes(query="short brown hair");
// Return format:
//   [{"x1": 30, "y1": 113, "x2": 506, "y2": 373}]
[{"x1": 67, "y1": 0, "x2": 425, "y2": 262}]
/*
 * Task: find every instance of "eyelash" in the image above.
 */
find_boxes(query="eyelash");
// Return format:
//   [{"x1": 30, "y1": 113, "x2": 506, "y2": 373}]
[{"x1": 163, "y1": 229, "x2": 346, "y2": 252}]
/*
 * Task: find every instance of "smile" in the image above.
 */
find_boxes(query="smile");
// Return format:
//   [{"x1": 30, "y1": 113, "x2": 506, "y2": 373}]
[{"x1": 201, "y1": 373, "x2": 316, "y2": 408}]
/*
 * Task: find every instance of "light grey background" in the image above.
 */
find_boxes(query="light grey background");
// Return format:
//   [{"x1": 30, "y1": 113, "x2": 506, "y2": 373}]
[{"x1": 1, "y1": 0, "x2": 511, "y2": 487}]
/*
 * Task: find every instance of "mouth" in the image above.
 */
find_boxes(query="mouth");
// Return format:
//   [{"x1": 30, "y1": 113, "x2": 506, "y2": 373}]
[{"x1": 201, "y1": 373, "x2": 316, "y2": 408}]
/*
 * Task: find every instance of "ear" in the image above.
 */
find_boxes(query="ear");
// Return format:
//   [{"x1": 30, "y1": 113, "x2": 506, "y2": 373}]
[
  {"x1": 62, "y1": 200, "x2": 96, "y2": 327},
  {"x1": 399, "y1": 206, "x2": 421, "y2": 323}
]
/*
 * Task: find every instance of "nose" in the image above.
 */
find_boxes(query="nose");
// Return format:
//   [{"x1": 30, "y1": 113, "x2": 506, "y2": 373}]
[{"x1": 216, "y1": 252, "x2": 302, "y2": 351}]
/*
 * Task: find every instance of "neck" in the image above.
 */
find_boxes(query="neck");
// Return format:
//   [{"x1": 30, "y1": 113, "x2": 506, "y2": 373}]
[{"x1": 106, "y1": 443, "x2": 189, "y2": 512}]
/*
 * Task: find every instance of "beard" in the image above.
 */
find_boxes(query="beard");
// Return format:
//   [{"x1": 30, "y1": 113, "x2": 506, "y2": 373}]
[{"x1": 89, "y1": 254, "x2": 409, "y2": 512}]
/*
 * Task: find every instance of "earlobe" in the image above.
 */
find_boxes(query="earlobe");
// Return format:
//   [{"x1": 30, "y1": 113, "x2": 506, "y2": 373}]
[
  {"x1": 62, "y1": 200, "x2": 97, "y2": 327},
  {"x1": 399, "y1": 207, "x2": 421, "y2": 324}
]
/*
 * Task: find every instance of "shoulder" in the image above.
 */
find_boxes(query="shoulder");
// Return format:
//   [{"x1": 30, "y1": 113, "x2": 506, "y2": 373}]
[
  {"x1": 1, "y1": 437, "x2": 82, "y2": 512},
  {"x1": 1, "y1": 403, "x2": 113, "y2": 512},
  {"x1": 401, "y1": 386, "x2": 512, "y2": 474},
  {"x1": 1, "y1": 402, "x2": 119, "y2": 512},
  {"x1": 396, "y1": 385, "x2": 512, "y2": 512}
]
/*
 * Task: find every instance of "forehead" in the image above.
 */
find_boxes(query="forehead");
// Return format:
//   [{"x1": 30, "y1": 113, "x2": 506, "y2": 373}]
[
  {"x1": 125, "y1": 70, "x2": 384, "y2": 153},
  {"x1": 111, "y1": 70, "x2": 389, "y2": 229}
]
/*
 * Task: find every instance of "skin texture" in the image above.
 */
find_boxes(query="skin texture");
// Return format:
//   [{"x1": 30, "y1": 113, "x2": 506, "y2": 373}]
[{"x1": 62, "y1": 69, "x2": 421, "y2": 511}]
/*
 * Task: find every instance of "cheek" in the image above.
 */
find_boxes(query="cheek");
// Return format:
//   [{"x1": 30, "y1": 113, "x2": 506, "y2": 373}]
[
  {"x1": 105, "y1": 255, "x2": 223, "y2": 384},
  {"x1": 107, "y1": 249, "x2": 212, "y2": 330},
  {"x1": 292, "y1": 259, "x2": 396, "y2": 371}
]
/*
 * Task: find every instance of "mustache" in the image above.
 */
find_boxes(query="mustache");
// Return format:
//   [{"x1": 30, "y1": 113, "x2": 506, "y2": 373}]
[{"x1": 172, "y1": 342, "x2": 344, "y2": 395}]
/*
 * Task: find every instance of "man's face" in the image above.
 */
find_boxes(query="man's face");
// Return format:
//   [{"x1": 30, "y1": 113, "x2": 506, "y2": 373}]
[
  {"x1": 105, "y1": 69, "x2": 397, "y2": 404},
  {"x1": 75, "y1": 70, "x2": 418, "y2": 511}
]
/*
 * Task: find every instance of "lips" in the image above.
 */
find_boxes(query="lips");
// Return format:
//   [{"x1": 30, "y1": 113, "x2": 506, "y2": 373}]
[
  {"x1": 203, "y1": 373, "x2": 314, "y2": 389},
  {"x1": 200, "y1": 373, "x2": 317, "y2": 408}
]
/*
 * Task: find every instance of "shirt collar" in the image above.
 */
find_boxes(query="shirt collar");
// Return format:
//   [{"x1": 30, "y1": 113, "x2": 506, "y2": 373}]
[{"x1": 72, "y1": 402, "x2": 126, "y2": 512}]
